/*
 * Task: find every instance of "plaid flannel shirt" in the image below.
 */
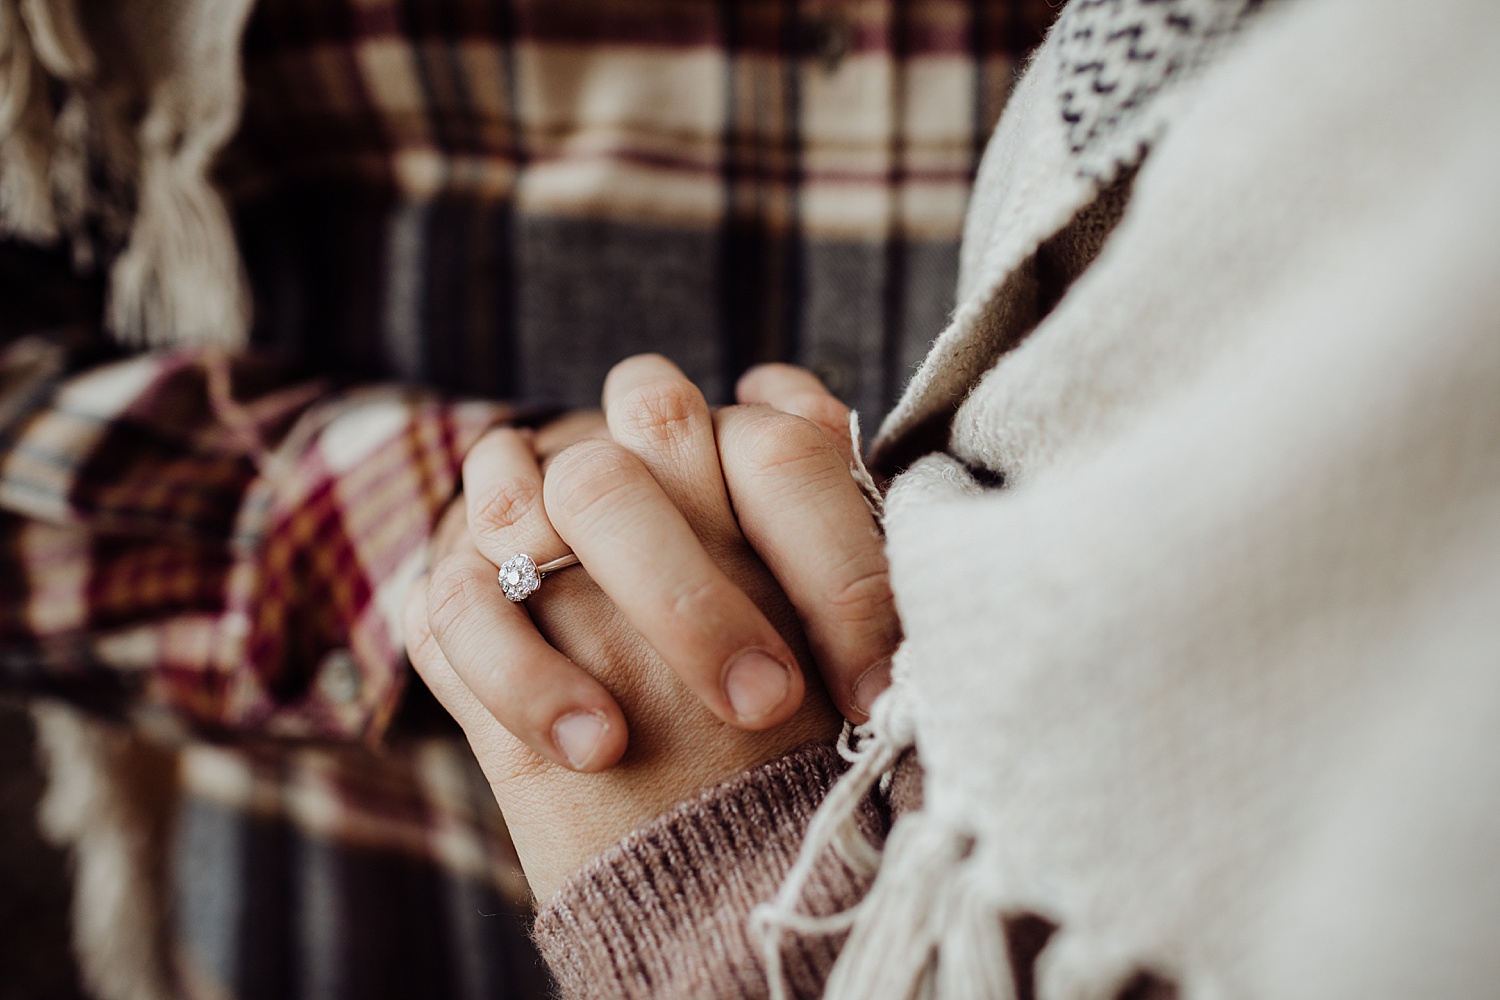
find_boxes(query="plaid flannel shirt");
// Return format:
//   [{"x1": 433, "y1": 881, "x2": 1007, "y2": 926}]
[{"x1": 0, "y1": 0, "x2": 1058, "y2": 997}]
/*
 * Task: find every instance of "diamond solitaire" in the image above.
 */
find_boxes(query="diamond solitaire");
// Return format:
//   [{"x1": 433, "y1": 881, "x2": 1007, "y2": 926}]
[
  {"x1": 498, "y1": 554, "x2": 541, "y2": 602},
  {"x1": 498, "y1": 552, "x2": 581, "y2": 602}
]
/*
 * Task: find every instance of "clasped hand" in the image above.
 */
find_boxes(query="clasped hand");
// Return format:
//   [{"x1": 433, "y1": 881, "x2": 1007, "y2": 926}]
[{"x1": 403, "y1": 355, "x2": 897, "y2": 898}]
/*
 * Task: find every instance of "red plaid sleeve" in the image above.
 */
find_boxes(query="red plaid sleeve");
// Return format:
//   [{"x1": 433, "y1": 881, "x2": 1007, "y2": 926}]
[{"x1": 0, "y1": 335, "x2": 513, "y2": 743}]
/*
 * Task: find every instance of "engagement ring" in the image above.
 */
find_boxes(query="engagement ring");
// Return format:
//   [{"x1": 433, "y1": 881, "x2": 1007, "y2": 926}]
[{"x1": 498, "y1": 552, "x2": 581, "y2": 602}]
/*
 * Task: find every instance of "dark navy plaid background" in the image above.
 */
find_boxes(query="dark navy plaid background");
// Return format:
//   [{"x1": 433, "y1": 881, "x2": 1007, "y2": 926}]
[{"x1": 0, "y1": 1, "x2": 1059, "y2": 997}]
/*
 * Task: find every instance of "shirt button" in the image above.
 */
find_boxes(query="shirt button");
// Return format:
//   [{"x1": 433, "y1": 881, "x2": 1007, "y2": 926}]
[
  {"x1": 316, "y1": 649, "x2": 362, "y2": 705},
  {"x1": 804, "y1": 13, "x2": 851, "y2": 74}
]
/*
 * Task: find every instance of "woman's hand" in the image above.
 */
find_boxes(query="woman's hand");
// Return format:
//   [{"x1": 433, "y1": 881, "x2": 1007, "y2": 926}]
[
  {"x1": 401, "y1": 356, "x2": 897, "y2": 895},
  {"x1": 418, "y1": 356, "x2": 896, "y2": 760}
]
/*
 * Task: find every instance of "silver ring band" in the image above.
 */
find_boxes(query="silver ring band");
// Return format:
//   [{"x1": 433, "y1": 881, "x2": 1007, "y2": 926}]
[
  {"x1": 535, "y1": 553, "x2": 580, "y2": 575},
  {"x1": 498, "y1": 552, "x2": 579, "y2": 602}
]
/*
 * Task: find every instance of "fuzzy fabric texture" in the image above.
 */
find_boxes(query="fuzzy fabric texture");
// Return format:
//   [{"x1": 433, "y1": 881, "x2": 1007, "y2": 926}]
[{"x1": 767, "y1": 0, "x2": 1500, "y2": 996}]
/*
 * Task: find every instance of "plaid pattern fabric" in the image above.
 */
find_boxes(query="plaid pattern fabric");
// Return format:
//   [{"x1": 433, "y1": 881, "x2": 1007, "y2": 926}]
[
  {"x1": 0, "y1": 333, "x2": 510, "y2": 743},
  {"x1": 171, "y1": 733, "x2": 550, "y2": 1000},
  {"x1": 0, "y1": 316, "x2": 543, "y2": 997},
  {"x1": 0, "y1": 1, "x2": 1060, "y2": 997},
  {"x1": 228, "y1": 0, "x2": 1059, "y2": 419}
]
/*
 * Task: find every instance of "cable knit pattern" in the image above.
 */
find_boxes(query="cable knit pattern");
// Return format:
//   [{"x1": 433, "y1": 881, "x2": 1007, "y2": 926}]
[{"x1": 533, "y1": 744, "x2": 880, "y2": 1000}]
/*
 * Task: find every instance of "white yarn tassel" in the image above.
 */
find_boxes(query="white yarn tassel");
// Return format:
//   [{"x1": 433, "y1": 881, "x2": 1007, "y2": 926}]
[
  {"x1": 755, "y1": 680, "x2": 1021, "y2": 1000},
  {"x1": 0, "y1": 0, "x2": 257, "y2": 347},
  {"x1": 107, "y1": 0, "x2": 255, "y2": 348},
  {"x1": 824, "y1": 816, "x2": 997, "y2": 1000},
  {"x1": 17, "y1": 0, "x2": 93, "y2": 264},
  {"x1": 752, "y1": 690, "x2": 915, "y2": 999},
  {"x1": 0, "y1": 0, "x2": 58, "y2": 241},
  {"x1": 32, "y1": 702, "x2": 178, "y2": 1000},
  {"x1": 847, "y1": 410, "x2": 886, "y2": 523},
  {"x1": 18, "y1": 0, "x2": 94, "y2": 80},
  {"x1": 107, "y1": 92, "x2": 251, "y2": 347},
  {"x1": 933, "y1": 853, "x2": 1018, "y2": 1000}
]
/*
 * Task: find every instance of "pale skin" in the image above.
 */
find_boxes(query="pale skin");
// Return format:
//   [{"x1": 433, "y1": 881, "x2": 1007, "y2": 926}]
[{"x1": 402, "y1": 356, "x2": 898, "y2": 899}]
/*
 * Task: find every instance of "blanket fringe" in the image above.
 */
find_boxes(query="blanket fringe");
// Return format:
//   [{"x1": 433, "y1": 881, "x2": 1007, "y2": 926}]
[
  {"x1": 105, "y1": 0, "x2": 254, "y2": 348},
  {"x1": 754, "y1": 685, "x2": 1024, "y2": 1000},
  {"x1": 107, "y1": 87, "x2": 251, "y2": 348},
  {"x1": 18, "y1": 0, "x2": 93, "y2": 80},
  {"x1": 753, "y1": 690, "x2": 918, "y2": 998},
  {"x1": 847, "y1": 410, "x2": 886, "y2": 523},
  {"x1": 0, "y1": 0, "x2": 57, "y2": 241},
  {"x1": 32, "y1": 702, "x2": 178, "y2": 1000},
  {"x1": 0, "y1": 0, "x2": 254, "y2": 348}
]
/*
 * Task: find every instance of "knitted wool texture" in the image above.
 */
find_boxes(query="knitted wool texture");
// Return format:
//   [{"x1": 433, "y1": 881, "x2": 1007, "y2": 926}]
[{"x1": 764, "y1": 0, "x2": 1500, "y2": 996}]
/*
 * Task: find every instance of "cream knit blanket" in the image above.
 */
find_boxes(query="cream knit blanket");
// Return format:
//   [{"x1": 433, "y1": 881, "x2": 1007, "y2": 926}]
[{"x1": 761, "y1": 0, "x2": 1500, "y2": 996}]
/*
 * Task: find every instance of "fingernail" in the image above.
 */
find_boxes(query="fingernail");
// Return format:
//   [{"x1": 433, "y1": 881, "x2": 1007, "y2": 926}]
[
  {"x1": 553, "y1": 711, "x2": 607, "y2": 770},
  {"x1": 853, "y1": 658, "x2": 893, "y2": 717},
  {"x1": 724, "y1": 651, "x2": 793, "y2": 722}
]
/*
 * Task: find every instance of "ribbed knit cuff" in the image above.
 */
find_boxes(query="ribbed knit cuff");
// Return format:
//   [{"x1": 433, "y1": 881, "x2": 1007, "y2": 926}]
[{"x1": 533, "y1": 743, "x2": 876, "y2": 1000}]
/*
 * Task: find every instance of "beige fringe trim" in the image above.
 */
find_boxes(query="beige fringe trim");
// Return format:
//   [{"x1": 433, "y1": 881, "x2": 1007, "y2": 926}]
[
  {"x1": 0, "y1": 0, "x2": 254, "y2": 348},
  {"x1": 0, "y1": 0, "x2": 59, "y2": 242},
  {"x1": 32, "y1": 702, "x2": 179, "y2": 1000},
  {"x1": 753, "y1": 684, "x2": 1037, "y2": 1000},
  {"x1": 754, "y1": 683, "x2": 1161, "y2": 1000},
  {"x1": 752, "y1": 689, "x2": 919, "y2": 1000}
]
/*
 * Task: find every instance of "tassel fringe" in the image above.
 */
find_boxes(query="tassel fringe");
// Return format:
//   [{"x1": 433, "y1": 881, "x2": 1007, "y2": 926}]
[
  {"x1": 106, "y1": 0, "x2": 254, "y2": 348},
  {"x1": 754, "y1": 683, "x2": 1036, "y2": 1000},
  {"x1": 0, "y1": 0, "x2": 58, "y2": 242},
  {"x1": 821, "y1": 818, "x2": 1013, "y2": 1000},
  {"x1": 107, "y1": 87, "x2": 251, "y2": 348},
  {"x1": 753, "y1": 689, "x2": 916, "y2": 999},
  {"x1": 31, "y1": 702, "x2": 178, "y2": 1000},
  {"x1": 847, "y1": 410, "x2": 886, "y2": 523},
  {"x1": 0, "y1": 0, "x2": 254, "y2": 348}
]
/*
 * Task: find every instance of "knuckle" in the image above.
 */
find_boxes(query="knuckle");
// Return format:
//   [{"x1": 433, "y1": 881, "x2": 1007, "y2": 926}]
[
  {"x1": 545, "y1": 440, "x2": 641, "y2": 527},
  {"x1": 614, "y1": 378, "x2": 706, "y2": 446},
  {"x1": 404, "y1": 619, "x2": 444, "y2": 675},
  {"x1": 825, "y1": 559, "x2": 897, "y2": 625},
  {"x1": 666, "y1": 574, "x2": 728, "y2": 630},
  {"x1": 468, "y1": 477, "x2": 537, "y2": 548},
  {"x1": 796, "y1": 393, "x2": 852, "y2": 441},
  {"x1": 742, "y1": 411, "x2": 836, "y2": 480},
  {"x1": 402, "y1": 589, "x2": 439, "y2": 664},
  {"x1": 426, "y1": 557, "x2": 486, "y2": 635}
]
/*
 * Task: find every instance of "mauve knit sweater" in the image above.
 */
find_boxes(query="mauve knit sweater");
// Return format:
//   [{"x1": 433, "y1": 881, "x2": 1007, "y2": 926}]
[{"x1": 532, "y1": 744, "x2": 924, "y2": 1000}]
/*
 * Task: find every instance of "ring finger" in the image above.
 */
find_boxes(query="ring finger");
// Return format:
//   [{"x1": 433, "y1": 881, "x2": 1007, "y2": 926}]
[{"x1": 424, "y1": 427, "x2": 629, "y2": 770}]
